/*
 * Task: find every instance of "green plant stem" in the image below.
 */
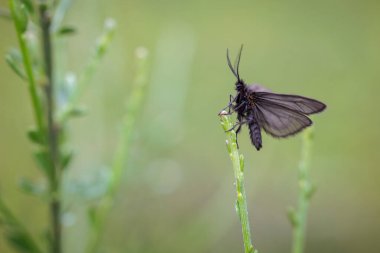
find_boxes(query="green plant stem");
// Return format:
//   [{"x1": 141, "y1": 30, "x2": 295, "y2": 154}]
[
  {"x1": 219, "y1": 112, "x2": 257, "y2": 253},
  {"x1": 290, "y1": 127, "x2": 315, "y2": 253},
  {"x1": 85, "y1": 47, "x2": 149, "y2": 253},
  {"x1": 39, "y1": 3, "x2": 62, "y2": 253},
  {"x1": 9, "y1": 0, "x2": 45, "y2": 139}
]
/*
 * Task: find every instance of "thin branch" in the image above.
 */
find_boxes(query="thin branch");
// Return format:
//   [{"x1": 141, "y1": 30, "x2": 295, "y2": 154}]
[
  {"x1": 219, "y1": 112, "x2": 258, "y2": 253},
  {"x1": 39, "y1": 2, "x2": 62, "y2": 253},
  {"x1": 85, "y1": 47, "x2": 149, "y2": 253},
  {"x1": 9, "y1": 0, "x2": 45, "y2": 140},
  {"x1": 289, "y1": 127, "x2": 316, "y2": 253}
]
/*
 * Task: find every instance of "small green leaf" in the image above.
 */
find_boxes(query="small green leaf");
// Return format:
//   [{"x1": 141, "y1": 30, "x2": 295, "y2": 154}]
[
  {"x1": 57, "y1": 25, "x2": 76, "y2": 36},
  {"x1": 18, "y1": 178, "x2": 46, "y2": 197},
  {"x1": 20, "y1": 0, "x2": 34, "y2": 14},
  {"x1": 67, "y1": 107, "x2": 87, "y2": 118},
  {"x1": 26, "y1": 128, "x2": 44, "y2": 145},
  {"x1": 61, "y1": 150, "x2": 73, "y2": 169},
  {"x1": 305, "y1": 183, "x2": 317, "y2": 199},
  {"x1": 33, "y1": 150, "x2": 53, "y2": 179},
  {"x1": 6, "y1": 230, "x2": 39, "y2": 253},
  {"x1": 5, "y1": 49, "x2": 26, "y2": 80},
  {"x1": 287, "y1": 206, "x2": 298, "y2": 227}
]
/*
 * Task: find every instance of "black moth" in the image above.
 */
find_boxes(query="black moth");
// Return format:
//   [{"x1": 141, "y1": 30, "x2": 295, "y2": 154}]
[{"x1": 221, "y1": 46, "x2": 326, "y2": 151}]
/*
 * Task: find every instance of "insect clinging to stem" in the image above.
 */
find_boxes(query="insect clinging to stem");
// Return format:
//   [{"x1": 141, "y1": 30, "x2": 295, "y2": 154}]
[{"x1": 220, "y1": 45, "x2": 326, "y2": 151}]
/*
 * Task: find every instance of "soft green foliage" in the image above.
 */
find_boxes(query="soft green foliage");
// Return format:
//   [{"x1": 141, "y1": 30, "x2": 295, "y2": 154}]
[
  {"x1": 2, "y1": 1, "x2": 123, "y2": 253},
  {"x1": 219, "y1": 112, "x2": 258, "y2": 253},
  {"x1": 58, "y1": 18, "x2": 116, "y2": 123}
]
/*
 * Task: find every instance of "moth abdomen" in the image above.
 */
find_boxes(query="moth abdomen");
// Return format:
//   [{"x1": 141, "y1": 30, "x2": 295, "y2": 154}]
[{"x1": 249, "y1": 120, "x2": 262, "y2": 151}]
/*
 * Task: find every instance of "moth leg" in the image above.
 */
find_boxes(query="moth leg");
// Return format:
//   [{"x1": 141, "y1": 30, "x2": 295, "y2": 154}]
[
  {"x1": 235, "y1": 124, "x2": 242, "y2": 149},
  {"x1": 219, "y1": 95, "x2": 237, "y2": 115},
  {"x1": 226, "y1": 120, "x2": 247, "y2": 132},
  {"x1": 233, "y1": 101, "x2": 246, "y2": 111}
]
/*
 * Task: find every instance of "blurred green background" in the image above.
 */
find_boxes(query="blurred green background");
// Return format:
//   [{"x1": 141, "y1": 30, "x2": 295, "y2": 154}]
[{"x1": 1, "y1": 0, "x2": 380, "y2": 252}]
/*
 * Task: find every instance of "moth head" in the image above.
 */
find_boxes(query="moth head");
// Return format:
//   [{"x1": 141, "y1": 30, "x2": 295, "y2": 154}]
[{"x1": 227, "y1": 45, "x2": 244, "y2": 90}]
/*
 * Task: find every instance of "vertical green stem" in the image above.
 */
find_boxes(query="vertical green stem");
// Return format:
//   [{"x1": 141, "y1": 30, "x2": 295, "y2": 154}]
[
  {"x1": 290, "y1": 127, "x2": 315, "y2": 253},
  {"x1": 39, "y1": 2, "x2": 62, "y2": 253},
  {"x1": 9, "y1": 0, "x2": 45, "y2": 138},
  {"x1": 85, "y1": 47, "x2": 149, "y2": 253},
  {"x1": 219, "y1": 112, "x2": 257, "y2": 253}
]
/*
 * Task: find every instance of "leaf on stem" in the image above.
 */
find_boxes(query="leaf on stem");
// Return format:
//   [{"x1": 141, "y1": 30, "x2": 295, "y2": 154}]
[
  {"x1": 305, "y1": 183, "x2": 317, "y2": 199},
  {"x1": 5, "y1": 49, "x2": 27, "y2": 80},
  {"x1": 26, "y1": 128, "x2": 44, "y2": 145},
  {"x1": 0, "y1": 197, "x2": 42, "y2": 253},
  {"x1": 61, "y1": 150, "x2": 73, "y2": 170},
  {"x1": 20, "y1": 0, "x2": 33, "y2": 14},
  {"x1": 287, "y1": 206, "x2": 298, "y2": 227},
  {"x1": 6, "y1": 230, "x2": 40, "y2": 253},
  {"x1": 57, "y1": 25, "x2": 76, "y2": 36},
  {"x1": 66, "y1": 106, "x2": 87, "y2": 118},
  {"x1": 33, "y1": 150, "x2": 53, "y2": 180},
  {"x1": 51, "y1": 0, "x2": 72, "y2": 32},
  {"x1": 18, "y1": 178, "x2": 47, "y2": 198}
]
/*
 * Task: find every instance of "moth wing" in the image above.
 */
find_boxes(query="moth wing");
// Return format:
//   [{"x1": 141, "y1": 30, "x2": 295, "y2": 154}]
[
  {"x1": 254, "y1": 92, "x2": 326, "y2": 115},
  {"x1": 253, "y1": 102, "x2": 312, "y2": 138}
]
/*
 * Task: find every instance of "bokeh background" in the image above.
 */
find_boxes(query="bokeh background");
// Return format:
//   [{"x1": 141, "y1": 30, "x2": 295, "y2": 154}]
[{"x1": 1, "y1": 0, "x2": 380, "y2": 252}]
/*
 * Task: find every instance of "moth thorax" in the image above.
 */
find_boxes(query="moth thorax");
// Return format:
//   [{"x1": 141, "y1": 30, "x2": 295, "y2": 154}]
[
  {"x1": 247, "y1": 83, "x2": 271, "y2": 93},
  {"x1": 235, "y1": 81, "x2": 245, "y2": 92}
]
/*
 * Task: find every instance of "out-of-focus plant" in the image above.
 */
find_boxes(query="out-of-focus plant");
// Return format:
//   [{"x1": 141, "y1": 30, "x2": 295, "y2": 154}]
[
  {"x1": 288, "y1": 127, "x2": 316, "y2": 253},
  {"x1": 1, "y1": 0, "x2": 149, "y2": 253},
  {"x1": 85, "y1": 47, "x2": 149, "y2": 253}
]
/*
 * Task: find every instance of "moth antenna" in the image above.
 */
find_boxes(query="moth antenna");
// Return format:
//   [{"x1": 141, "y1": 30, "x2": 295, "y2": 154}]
[
  {"x1": 227, "y1": 48, "x2": 239, "y2": 79},
  {"x1": 234, "y1": 44, "x2": 243, "y2": 81}
]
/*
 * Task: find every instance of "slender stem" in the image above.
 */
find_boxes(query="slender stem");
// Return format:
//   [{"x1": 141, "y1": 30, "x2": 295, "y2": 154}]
[
  {"x1": 9, "y1": 0, "x2": 45, "y2": 140},
  {"x1": 290, "y1": 127, "x2": 315, "y2": 253},
  {"x1": 39, "y1": 3, "x2": 62, "y2": 253},
  {"x1": 219, "y1": 112, "x2": 257, "y2": 253},
  {"x1": 85, "y1": 47, "x2": 149, "y2": 253}
]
